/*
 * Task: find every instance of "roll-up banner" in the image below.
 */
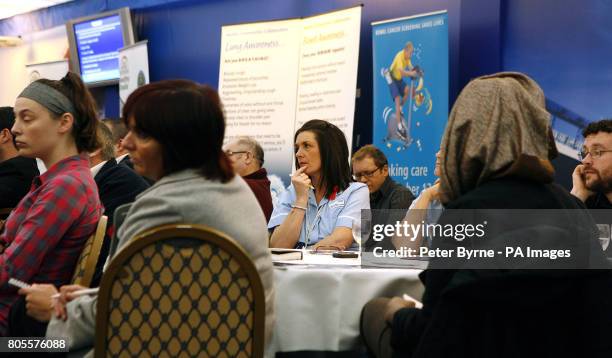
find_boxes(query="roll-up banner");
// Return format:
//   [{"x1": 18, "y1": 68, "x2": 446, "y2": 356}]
[
  {"x1": 372, "y1": 11, "x2": 448, "y2": 196},
  {"x1": 218, "y1": 6, "x2": 362, "y2": 188},
  {"x1": 119, "y1": 40, "x2": 150, "y2": 113},
  {"x1": 25, "y1": 59, "x2": 69, "y2": 84}
]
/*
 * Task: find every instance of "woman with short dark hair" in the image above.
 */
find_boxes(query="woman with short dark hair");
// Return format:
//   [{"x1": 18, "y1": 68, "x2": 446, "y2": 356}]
[
  {"x1": 45, "y1": 80, "x2": 275, "y2": 353},
  {"x1": 269, "y1": 119, "x2": 369, "y2": 249},
  {"x1": 1, "y1": 72, "x2": 103, "y2": 335}
]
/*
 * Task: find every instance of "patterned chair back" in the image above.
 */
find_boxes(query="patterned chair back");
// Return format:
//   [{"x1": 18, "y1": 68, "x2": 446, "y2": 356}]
[
  {"x1": 71, "y1": 215, "x2": 108, "y2": 287},
  {"x1": 94, "y1": 224, "x2": 266, "y2": 358}
]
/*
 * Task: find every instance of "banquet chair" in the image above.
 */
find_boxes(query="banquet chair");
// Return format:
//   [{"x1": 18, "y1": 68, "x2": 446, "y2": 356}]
[
  {"x1": 71, "y1": 215, "x2": 108, "y2": 287},
  {"x1": 94, "y1": 223, "x2": 266, "y2": 358}
]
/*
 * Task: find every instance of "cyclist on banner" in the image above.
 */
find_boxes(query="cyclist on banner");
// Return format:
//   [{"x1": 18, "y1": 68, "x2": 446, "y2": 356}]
[{"x1": 385, "y1": 41, "x2": 423, "y2": 140}]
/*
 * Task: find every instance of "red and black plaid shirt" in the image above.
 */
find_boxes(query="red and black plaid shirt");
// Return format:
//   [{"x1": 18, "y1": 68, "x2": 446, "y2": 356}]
[{"x1": 0, "y1": 154, "x2": 102, "y2": 335}]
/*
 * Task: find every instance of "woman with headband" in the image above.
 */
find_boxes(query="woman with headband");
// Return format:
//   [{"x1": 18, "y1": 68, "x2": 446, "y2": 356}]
[{"x1": 0, "y1": 72, "x2": 103, "y2": 336}]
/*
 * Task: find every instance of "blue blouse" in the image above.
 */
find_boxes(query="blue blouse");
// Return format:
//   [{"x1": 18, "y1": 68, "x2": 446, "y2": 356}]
[{"x1": 268, "y1": 182, "x2": 370, "y2": 246}]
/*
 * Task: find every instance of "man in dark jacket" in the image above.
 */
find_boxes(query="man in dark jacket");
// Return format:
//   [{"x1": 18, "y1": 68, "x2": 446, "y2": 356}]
[
  {"x1": 0, "y1": 107, "x2": 38, "y2": 209},
  {"x1": 225, "y1": 136, "x2": 273, "y2": 221},
  {"x1": 352, "y1": 144, "x2": 414, "y2": 210},
  {"x1": 89, "y1": 123, "x2": 150, "y2": 282}
]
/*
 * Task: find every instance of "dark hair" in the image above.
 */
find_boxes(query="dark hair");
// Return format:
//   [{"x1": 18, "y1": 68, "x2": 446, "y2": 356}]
[
  {"x1": 102, "y1": 118, "x2": 128, "y2": 144},
  {"x1": 0, "y1": 106, "x2": 15, "y2": 131},
  {"x1": 35, "y1": 72, "x2": 99, "y2": 152},
  {"x1": 0, "y1": 106, "x2": 16, "y2": 148},
  {"x1": 122, "y1": 80, "x2": 233, "y2": 182},
  {"x1": 96, "y1": 122, "x2": 116, "y2": 161},
  {"x1": 294, "y1": 119, "x2": 351, "y2": 197},
  {"x1": 582, "y1": 119, "x2": 612, "y2": 138},
  {"x1": 352, "y1": 144, "x2": 388, "y2": 168}
]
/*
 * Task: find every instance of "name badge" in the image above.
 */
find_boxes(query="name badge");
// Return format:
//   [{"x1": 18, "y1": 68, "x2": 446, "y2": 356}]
[{"x1": 328, "y1": 199, "x2": 345, "y2": 209}]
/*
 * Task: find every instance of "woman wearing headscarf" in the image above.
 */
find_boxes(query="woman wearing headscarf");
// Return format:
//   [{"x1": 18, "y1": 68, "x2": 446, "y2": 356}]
[{"x1": 361, "y1": 72, "x2": 612, "y2": 358}]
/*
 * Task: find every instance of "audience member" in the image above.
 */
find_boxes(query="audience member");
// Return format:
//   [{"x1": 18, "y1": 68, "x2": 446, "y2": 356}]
[
  {"x1": 352, "y1": 145, "x2": 414, "y2": 250},
  {"x1": 225, "y1": 136, "x2": 273, "y2": 221},
  {"x1": 101, "y1": 118, "x2": 131, "y2": 167},
  {"x1": 361, "y1": 72, "x2": 612, "y2": 358},
  {"x1": 571, "y1": 119, "x2": 612, "y2": 208},
  {"x1": 352, "y1": 144, "x2": 414, "y2": 210},
  {"x1": 0, "y1": 106, "x2": 39, "y2": 208},
  {"x1": 9, "y1": 123, "x2": 150, "y2": 337},
  {"x1": 45, "y1": 80, "x2": 275, "y2": 353},
  {"x1": 87, "y1": 124, "x2": 151, "y2": 282},
  {"x1": 0, "y1": 72, "x2": 103, "y2": 336},
  {"x1": 392, "y1": 149, "x2": 444, "y2": 250},
  {"x1": 269, "y1": 120, "x2": 369, "y2": 249}
]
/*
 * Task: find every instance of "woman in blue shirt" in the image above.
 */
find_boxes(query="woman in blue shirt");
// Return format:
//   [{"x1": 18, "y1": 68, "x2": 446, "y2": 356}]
[{"x1": 269, "y1": 120, "x2": 369, "y2": 249}]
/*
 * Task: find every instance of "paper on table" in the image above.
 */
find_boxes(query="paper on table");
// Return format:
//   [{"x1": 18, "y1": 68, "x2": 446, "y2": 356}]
[
  {"x1": 270, "y1": 248, "x2": 303, "y2": 261},
  {"x1": 272, "y1": 251, "x2": 303, "y2": 261}
]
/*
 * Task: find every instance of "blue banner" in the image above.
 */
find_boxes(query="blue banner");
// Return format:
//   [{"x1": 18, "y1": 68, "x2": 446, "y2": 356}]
[{"x1": 372, "y1": 11, "x2": 448, "y2": 196}]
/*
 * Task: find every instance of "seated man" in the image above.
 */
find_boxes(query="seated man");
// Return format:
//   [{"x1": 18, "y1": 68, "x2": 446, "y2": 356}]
[
  {"x1": 225, "y1": 136, "x2": 273, "y2": 221},
  {"x1": 103, "y1": 117, "x2": 153, "y2": 186},
  {"x1": 102, "y1": 118, "x2": 131, "y2": 167},
  {"x1": 571, "y1": 119, "x2": 612, "y2": 208},
  {"x1": 9, "y1": 124, "x2": 149, "y2": 337},
  {"x1": 0, "y1": 106, "x2": 39, "y2": 208},
  {"x1": 352, "y1": 144, "x2": 414, "y2": 250},
  {"x1": 352, "y1": 144, "x2": 414, "y2": 210},
  {"x1": 88, "y1": 124, "x2": 151, "y2": 282}
]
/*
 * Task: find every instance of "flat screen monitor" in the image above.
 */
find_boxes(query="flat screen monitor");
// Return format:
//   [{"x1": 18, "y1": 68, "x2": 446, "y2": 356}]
[{"x1": 66, "y1": 7, "x2": 135, "y2": 87}]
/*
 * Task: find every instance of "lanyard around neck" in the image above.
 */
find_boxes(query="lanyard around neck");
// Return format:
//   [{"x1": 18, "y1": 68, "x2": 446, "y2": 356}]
[{"x1": 304, "y1": 201, "x2": 326, "y2": 246}]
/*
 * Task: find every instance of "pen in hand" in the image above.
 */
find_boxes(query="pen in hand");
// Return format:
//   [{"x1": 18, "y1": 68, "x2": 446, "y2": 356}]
[{"x1": 51, "y1": 287, "x2": 99, "y2": 299}]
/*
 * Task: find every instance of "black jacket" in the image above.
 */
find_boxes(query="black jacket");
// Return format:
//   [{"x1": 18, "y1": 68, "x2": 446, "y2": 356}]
[
  {"x1": 392, "y1": 177, "x2": 612, "y2": 358},
  {"x1": 93, "y1": 159, "x2": 150, "y2": 285},
  {"x1": 0, "y1": 156, "x2": 39, "y2": 208}
]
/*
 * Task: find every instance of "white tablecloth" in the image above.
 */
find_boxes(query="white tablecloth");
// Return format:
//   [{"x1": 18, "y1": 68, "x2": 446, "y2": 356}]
[{"x1": 266, "y1": 252, "x2": 424, "y2": 355}]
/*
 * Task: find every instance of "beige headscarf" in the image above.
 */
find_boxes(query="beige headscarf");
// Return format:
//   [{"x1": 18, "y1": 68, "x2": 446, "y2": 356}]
[{"x1": 438, "y1": 72, "x2": 558, "y2": 204}]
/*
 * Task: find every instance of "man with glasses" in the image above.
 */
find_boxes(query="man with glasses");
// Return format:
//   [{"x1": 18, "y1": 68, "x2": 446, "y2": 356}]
[
  {"x1": 352, "y1": 144, "x2": 414, "y2": 210},
  {"x1": 572, "y1": 119, "x2": 612, "y2": 208},
  {"x1": 352, "y1": 145, "x2": 414, "y2": 251},
  {"x1": 225, "y1": 136, "x2": 273, "y2": 221}
]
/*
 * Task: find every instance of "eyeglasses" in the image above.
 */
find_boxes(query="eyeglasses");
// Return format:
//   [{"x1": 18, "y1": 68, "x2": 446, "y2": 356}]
[
  {"x1": 578, "y1": 149, "x2": 612, "y2": 160},
  {"x1": 225, "y1": 150, "x2": 248, "y2": 157},
  {"x1": 352, "y1": 167, "x2": 382, "y2": 181}
]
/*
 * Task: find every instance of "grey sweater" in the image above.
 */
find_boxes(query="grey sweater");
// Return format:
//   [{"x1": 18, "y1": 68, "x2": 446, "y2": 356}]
[{"x1": 46, "y1": 169, "x2": 275, "y2": 353}]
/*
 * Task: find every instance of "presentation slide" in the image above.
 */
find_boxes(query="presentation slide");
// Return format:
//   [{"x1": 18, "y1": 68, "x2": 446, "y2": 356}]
[
  {"x1": 219, "y1": 19, "x2": 301, "y2": 186},
  {"x1": 295, "y1": 8, "x2": 361, "y2": 141},
  {"x1": 74, "y1": 14, "x2": 124, "y2": 83},
  {"x1": 219, "y1": 6, "x2": 362, "y2": 186}
]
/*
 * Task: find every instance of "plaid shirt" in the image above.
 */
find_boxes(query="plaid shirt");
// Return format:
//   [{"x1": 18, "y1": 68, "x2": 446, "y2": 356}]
[{"x1": 0, "y1": 154, "x2": 102, "y2": 335}]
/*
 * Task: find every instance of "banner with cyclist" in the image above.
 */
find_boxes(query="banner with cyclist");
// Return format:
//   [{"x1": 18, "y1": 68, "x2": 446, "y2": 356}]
[{"x1": 371, "y1": 11, "x2": 448, "y2": 196}]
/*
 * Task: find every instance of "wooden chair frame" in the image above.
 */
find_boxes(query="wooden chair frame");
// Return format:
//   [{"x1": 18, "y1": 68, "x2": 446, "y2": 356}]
[
  {"x1": 71, "y1": 215, "x2": 108, "y2": 287},
  {"x1": 94, "y1": 223, "x2": 266, "y2": 358}
]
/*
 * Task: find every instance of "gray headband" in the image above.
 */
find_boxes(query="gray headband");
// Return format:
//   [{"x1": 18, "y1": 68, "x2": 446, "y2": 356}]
[{"x1": 18, "y1": 81, "x2": 76, "y2": 116}]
